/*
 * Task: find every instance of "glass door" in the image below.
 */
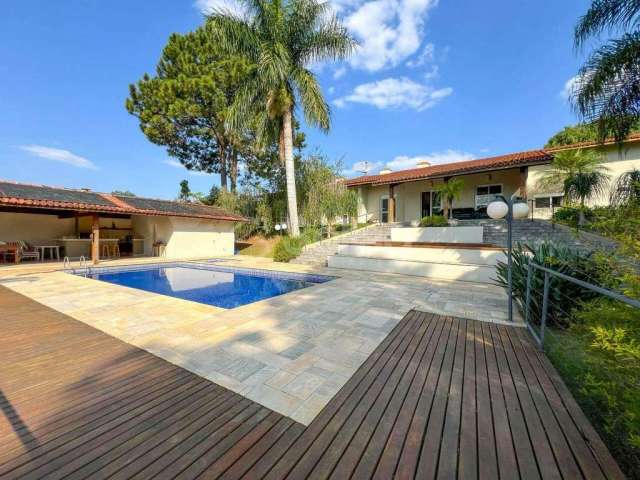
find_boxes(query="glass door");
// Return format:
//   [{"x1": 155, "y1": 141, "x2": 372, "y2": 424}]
[
  {"x1": 421, "y1": 192, "x2": 431, "y2": 218},
  {"x1": 380, "y1": 197, "x2": 389, "y2": 223}
]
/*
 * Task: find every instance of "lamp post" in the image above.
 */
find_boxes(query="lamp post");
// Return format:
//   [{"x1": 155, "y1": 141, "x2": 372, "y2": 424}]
[{"x1": 487, "y1": 195, "x2": 529, "y2": 323}]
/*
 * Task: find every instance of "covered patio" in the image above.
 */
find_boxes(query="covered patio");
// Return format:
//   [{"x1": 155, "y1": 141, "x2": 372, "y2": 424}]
[{"x1": 0, "y1": 181, "x2": 244, "y2": 265}]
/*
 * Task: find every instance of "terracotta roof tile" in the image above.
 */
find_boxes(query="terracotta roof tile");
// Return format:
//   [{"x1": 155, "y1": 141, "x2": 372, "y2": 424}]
[
  {"x1": 345, "y1": 150, "x2": 552, "y2": 187},
  {"x1": 0, "y1": 180, "x2": 247, "y2": 222}
]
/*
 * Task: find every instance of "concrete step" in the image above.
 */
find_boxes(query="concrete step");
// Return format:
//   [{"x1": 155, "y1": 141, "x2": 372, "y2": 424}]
[
  {"x1": 335, "y1": 244, "x2": 506, "y2": 266},
  {"x1": 327, "y1": 255, "x2": 496, "y2": 284}
]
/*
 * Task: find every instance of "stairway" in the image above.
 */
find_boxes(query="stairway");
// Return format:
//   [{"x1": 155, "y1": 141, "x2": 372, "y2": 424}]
[
  {"x1": 459, "y1": 219, "x2": 615, "y2": 251},
  {"x1": 290, "y1": 223, "x2": 396, "y2": 266}
]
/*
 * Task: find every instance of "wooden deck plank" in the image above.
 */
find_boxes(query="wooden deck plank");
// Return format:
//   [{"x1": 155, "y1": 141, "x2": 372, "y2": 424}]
[
  {"x1": 312, "y1": 311, "x2": 434, "y2": 478},
  {"x1": 370, "y1": 314, "x2": 448, "y2": 479},
  {"x1": 435, "y1": 316, "x2": 467, "y2": 479},
  {"x1": 473, "y1": 320, "x2": 499, "y2": 480},
  {"x1": 415, "y1": 316, "x2": 461, "y2": 479},
  {"x1": 263, "y1": 312, "x2": 422, "y2": 480},
  {"x1": 344, "y1": 312, "x2": 441, "y2": 479},
  {"x1": 457, "y1": 315, "x2": 478, "y2": 479},
  {"x1": 0, "y1": 286, "x2": 623, "y2": 480},
  {"x1": 480, "y1": 321, "x2": 520, "y2": 479},
  {"x1": 286, "y1": 310, "x2": 427, "y2": 479},
  {"x1": 394, "y1": 316, "x2": 455, "y2": 479}
]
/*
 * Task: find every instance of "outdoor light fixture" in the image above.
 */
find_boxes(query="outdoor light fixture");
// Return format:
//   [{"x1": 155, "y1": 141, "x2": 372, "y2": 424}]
[
  {"x1": 487, "y1": 196, "x2": 529, "y2": 323},
  {"x1": 274, "y1": 224, "x2": 281, "y2": 231}
]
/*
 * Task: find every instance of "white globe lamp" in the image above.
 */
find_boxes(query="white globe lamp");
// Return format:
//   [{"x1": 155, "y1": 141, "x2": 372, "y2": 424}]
[
  {"x1": 487, "y1": 200, "x2": 508, "y2": 220},
  {"x1": 513, "y1": 201, "x2": 529, "y2": 220},
  {"x1": 281, "y1": 223, "x2": 287, "y2": 230},
  {"x1": 275, "y1": 224, "x2": 281, "y2": 231}
]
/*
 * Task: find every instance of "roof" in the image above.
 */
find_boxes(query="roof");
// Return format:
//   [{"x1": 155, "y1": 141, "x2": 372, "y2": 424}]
[
  {"x1": 0, "y1": 180, "x2": 247, "y2": 222},
  {"x1": 345, "y1": 149, "x2": 552, "y2": 187},
  {"x1": 346, "y1": 134, "x2": 640, "y2": 188}
]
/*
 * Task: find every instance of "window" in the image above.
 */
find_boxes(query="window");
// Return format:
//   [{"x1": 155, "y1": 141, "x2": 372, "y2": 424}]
[
  {"x1": 535, "y1": 194, "x2": 564, "y2": 209},
  {"x1": 475, "y1": 184, "x2": 502, "y2": 208},
  {"x1": 421, "y1": 191, "x2": 443, "y2": 217}
]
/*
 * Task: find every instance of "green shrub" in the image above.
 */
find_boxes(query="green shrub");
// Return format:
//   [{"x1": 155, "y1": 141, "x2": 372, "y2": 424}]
[
  {"x1": 553, "y1": 206, "x2": 594, "y2": 228},
  {"x1": 419, "y1": 215, "x2": 449, "y2": 227},
  {"x1": 272, "y1": 236, "x2": 305, "y2": 262},
  {"x1": 494, "y1": 242, "x2": 600, "y2": 327},
  {"x1": 547, "y1": 298, "x2": 640, "y2": 477}
]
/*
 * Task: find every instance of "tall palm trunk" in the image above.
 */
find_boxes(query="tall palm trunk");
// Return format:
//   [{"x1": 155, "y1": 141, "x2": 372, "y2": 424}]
[{"x1": 282, "y1": 108, "x2": 300, "y2": 236}]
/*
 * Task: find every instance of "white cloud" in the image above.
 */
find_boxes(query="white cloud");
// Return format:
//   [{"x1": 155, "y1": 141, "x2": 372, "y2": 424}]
[
  {"x1": 561, "y1": 75, "x2": 580, "y2": 100},
  {"x1": 333, "y1": 66, "x2": 347, "y2": 79},
  {"x1": 406, "y1": 42, "x2": 434, "y2": 68},
  {"x1": 343, "y1": 160, "x2": 383, "y2": 175},
  {"x1": 334, "y1": 77, "x2": 452, "y2": 111},
  {"x1": 20, "y1": 145, "x2": 97, "y2": 169},
  {"x1": 338, "y1": 0, "x2": 438, "y2": 72},
  {"x1": 194, "y1": 0, "x2": 246, "y2": 17},
  {"x1": 163, "y1": 159, "x2": 211, "y2": 176},
  {"x1": 386, "y1": 150, "x2": 475, "y2": 170}
]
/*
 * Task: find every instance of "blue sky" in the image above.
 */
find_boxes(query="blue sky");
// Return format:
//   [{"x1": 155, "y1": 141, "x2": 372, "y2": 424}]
[{"x1": 0, "y1": 0, "x2": 589, "y2": 199}]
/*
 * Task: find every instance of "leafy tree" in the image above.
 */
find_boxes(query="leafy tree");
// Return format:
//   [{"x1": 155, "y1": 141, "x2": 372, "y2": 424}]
[
  {"x1": 610, "y1": 168, "x2": 640, "y2": 206},
  {"x1": 126, "y1": 28, "x2": 252, "y2": 192},
  {"x1": 573, "y1": 1, "x2": 640, "y2": 141},
  {"x1": 435, "y1": 178, "x2": 464, "y2": 219},
  {"x1": 207, "y1": 0, "x2": 356, "y2": 236},
  {"x1": 111, "y1": 190, "x2": 136, "y2": 197},
  {"x1": 545, "y1": 122, "x2": 640, "y2": 147},
  {"x1": 538, "y1": 149, "x2": 610, "y2": 224},
  {"x1": 299, "y1": 155, "x2": 357, "y2": 237},
  {"x1": 178, "y1": 180, "x2": 191, "y2": 201}
]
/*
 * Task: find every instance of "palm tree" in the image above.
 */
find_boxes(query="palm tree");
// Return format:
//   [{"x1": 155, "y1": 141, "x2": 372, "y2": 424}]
[
  {"x1": 565, "y1": 172, "x2": 610, "y2": 224},
  {"x1": 538, "y1": 149, "x2": 608, "y2": 193},
  {"x1": 435, "y1": 178, "x2": 464, "y2": 219},
  {"x1": 573, "y1": 1, "x2": 640, "y2": 141},
  {"x1": 207, "y1": 0, "x2": 355, "y2": 236},
  {"x1": 538, "y1": 149, "x2": 609, "y2": 225},
  {"x1": 610, "y1": 168, "x2": 640, "y2": 206}
]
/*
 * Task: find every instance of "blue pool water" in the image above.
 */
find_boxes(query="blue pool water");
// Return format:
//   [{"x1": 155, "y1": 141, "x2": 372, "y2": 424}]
[{"x1": 84, "y1": 264, "x2": 332, "y2": 309}]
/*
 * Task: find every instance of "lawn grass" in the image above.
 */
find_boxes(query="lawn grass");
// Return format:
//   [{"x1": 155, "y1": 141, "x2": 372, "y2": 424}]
[{"x1": 545, "y1": 300, "x2": 640, "y2": 478}]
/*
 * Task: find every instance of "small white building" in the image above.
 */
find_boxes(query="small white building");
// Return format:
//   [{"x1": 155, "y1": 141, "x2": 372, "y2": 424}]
[{"x1": 0, "y1": 180, "x2": 246, "y2": 264}]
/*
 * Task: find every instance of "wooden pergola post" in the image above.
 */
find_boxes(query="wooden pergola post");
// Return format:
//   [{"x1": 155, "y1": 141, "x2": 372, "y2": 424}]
[
  {"x1": 91, "y1": 214, "x2": 100, "y2": 265},
  {"x1": 388, "y1": 184, "x2": 396, "y2": 223}
]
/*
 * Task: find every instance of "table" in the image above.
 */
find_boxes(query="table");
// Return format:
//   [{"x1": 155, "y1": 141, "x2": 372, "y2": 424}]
[{"x1": 35, "y1": 245, "x2": 61, "y2": 261}]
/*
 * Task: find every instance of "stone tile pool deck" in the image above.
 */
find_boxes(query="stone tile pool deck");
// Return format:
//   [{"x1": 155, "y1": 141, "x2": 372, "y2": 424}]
[{"x1": 0, "y1": 255, "x2": 520, "y2": 424}]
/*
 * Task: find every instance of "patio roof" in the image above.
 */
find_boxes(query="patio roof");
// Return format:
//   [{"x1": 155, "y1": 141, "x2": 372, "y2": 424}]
[{"x1": 0, "y1": 180, "x2": 247, "y2": 222}]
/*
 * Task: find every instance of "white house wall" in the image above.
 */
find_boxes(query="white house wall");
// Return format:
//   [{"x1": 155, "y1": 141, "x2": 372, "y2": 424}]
[
  {"x1": 528, "y1": 143, "x2": 640, "y2": 218},
  {"x1": 131, "y1": 215, "x2": 235, "y2": 259},
  {"x1": 0, "y1": 212, "x2": 75, "y2": 244}
]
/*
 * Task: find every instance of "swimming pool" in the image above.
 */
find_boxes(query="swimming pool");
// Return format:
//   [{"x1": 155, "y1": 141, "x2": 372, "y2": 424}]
[{"x1": 75, "y1": 263, "x2": 333, "y2": 309}]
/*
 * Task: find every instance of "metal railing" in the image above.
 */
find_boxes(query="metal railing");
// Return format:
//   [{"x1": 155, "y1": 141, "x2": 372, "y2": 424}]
[{"x1": 524, "y1": 262, "x2": 640, "y2": 350}]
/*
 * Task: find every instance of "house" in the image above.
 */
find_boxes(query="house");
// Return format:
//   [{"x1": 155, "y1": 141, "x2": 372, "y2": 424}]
[
  {"x1": 0, "y1": 180, "x2": 246, "y2": 263},
  {"x1": 345, "y1": 135, "x2": 640, "y2": 223}
]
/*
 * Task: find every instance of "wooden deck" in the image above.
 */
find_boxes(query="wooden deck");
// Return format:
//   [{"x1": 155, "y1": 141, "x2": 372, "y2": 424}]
[{"x1": 0, "y1": 286, "x2": 623, "y2": 479}]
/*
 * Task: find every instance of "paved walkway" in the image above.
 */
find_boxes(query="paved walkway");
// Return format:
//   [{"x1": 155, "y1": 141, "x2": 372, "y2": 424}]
[
  {"x1": 0, "y1": 288, "x2": 622, "y2": 479},
  {"x1": 0, "y1": 256, "x2": 516, "y2": 424}
]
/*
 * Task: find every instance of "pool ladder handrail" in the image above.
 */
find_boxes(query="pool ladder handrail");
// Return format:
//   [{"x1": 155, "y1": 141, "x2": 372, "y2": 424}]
[
  {"x1": 63, "y1": 256, "x2": 71, "y2": 271},
  {"x1": 78, "y1": 256, "x2": 91, "y2": 276}
]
